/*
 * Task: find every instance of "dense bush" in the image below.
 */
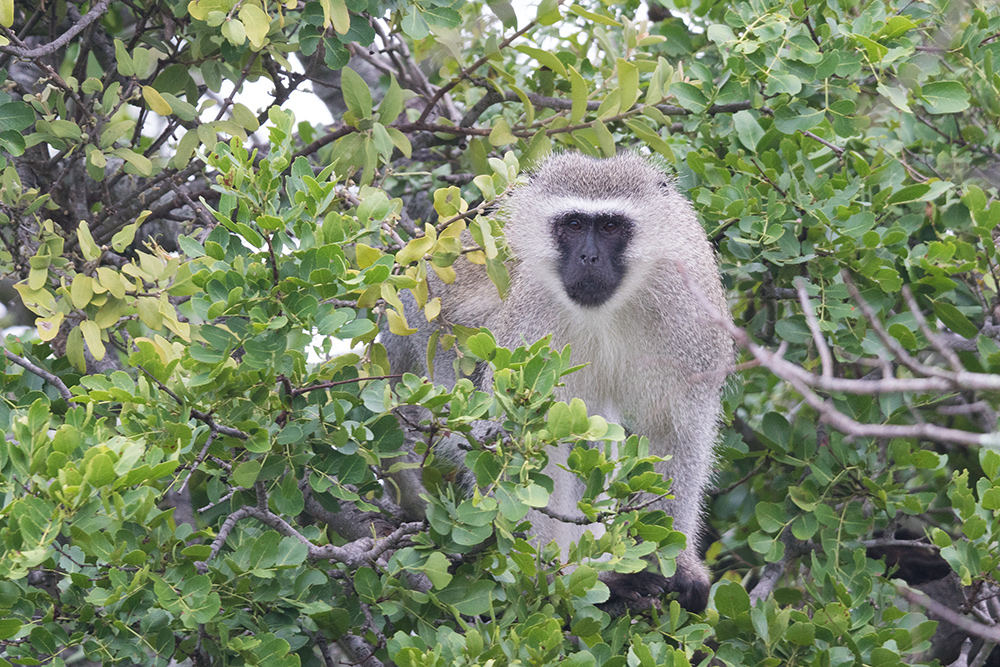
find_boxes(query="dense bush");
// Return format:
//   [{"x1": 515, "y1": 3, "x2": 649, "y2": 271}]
[{"x1": 2, "y1": 0, "x2": 1000, "y2": 665}]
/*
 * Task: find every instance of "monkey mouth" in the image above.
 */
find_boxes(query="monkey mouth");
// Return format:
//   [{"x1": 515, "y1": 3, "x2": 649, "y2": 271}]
[{"x1": 564, "y1": 277, "x2": 619, "y2": 307}]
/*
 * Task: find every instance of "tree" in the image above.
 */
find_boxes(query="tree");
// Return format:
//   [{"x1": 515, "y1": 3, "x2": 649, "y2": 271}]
[{"x1": 1, "y1": 0, "x2": 1000, "y2": 665}]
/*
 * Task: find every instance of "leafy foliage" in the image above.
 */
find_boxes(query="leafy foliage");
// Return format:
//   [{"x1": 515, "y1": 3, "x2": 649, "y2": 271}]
[{"x1": 1, "y1": 0, "x2": 1000, "y2": 665}]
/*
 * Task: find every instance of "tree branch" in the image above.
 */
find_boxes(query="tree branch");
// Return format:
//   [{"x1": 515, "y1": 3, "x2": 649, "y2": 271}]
[
  {"x1": 4, "y1": 348, "x2": 73, "y2": 401},
  {"x1": 897, "y1": 584, "x2": 1000, "y2": 645},
  {"x1": 0, "y1": 0, "x2": 113, "y2": 58}
]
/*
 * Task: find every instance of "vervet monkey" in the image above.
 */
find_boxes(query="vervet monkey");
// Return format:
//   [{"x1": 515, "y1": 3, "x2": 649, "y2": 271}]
[{"x1": 384, "y1": 152, "x2": 731, "y2": 613}]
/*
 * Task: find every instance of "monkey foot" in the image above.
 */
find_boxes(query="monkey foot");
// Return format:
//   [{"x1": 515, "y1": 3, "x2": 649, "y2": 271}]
[{"x1": 599, "y1": 569, "x2": 710, "y2": 615}]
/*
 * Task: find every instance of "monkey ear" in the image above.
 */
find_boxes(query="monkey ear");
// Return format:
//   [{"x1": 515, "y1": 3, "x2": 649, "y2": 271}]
[{"x1": 658, "y1": 173, "x2": 679, "y2": 192}]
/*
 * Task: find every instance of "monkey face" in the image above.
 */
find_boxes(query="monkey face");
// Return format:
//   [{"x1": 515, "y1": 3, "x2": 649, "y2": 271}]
[{"x1": 550, "y1": 211, "x2": 634, "y2": 307}]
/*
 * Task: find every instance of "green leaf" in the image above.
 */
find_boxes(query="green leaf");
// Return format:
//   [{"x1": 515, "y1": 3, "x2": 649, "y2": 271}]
[
  {"x1": 715, "y1": 580, "x2": 751, "y2": 617},
  {"x1": 931, "y1": 301, "x2": 978, "y2": 338},
  {"x1": 670, "y1": 82, "x2": 708, "y2": 112},
  {"x1": 536, "y1": 0, "x2": 560, "y2": 25},
  {"x1": 877, "y1": 82, "x2": 911, "y2": 113},
  {"x1": 733, "y1": 110, "x2": 764, "y2": 151},
  {"x1": 421, "y1": 552, "x2": 453, "y2": 589},
  {"x1": 231, "y1": 102, "x2": 260, "y2": 131},
  {"x1": 340, "y1": 66, "x2": 373, "y2": 120},
  {"x1": 616, "y1": 59, "x2": 638, "y2": 110},
  {"x1": 787, "y1": 621, "x2": 816, "y2": 645},
  {"x1": 853, "y1": 34, "x2": 888, "y2": 62},
  {"x1": 0, "y1": 101, "x2": 34, "y2": 132},
  {"x1": 920, "y1": 81, "x2": 970, "y2": 114},
  {"x1": 773, "y1": 103, "x2": 823, "y2": 133},
  {"x1": 0, "y1": 619, "x2": 21, "y2": 640},
  {"x1": 568, "y1": 66, "x2": 588, "y2": 123},
  {"x1": 877, "y1": 15, "x2": 916, "y2": 40},
  {"x1": 764, "y1": 72, "x2": 802, "y2": 96},
  {"x1": 755, "y1": 501, "x2": 786, "y2": 533},
  {"x1": 515, "y1": 483, "x2": 549, "y2": 508},
  {"x1": 113, "y1": 147, "x2": 153, "y2": 176},
  {"x1": 568, "y1": 4, "x2": 620, "y2": 26},
  {"x1": 232, "y1": 460, "x2": 262, "y2": 487},
  {"x1": 515, "y1": 45, "x2": 567, "y2": 77},
  {"x1": 400, "y1": 6, "x2": 429, "y2": 39},
  {"x1": 707, "y1": 23, "x2": 736, "y2": 44},
  {"x1": 354, "y1": 567, "x2": 382, "y2": 602},
  {"x1": 489, "y1": 118, "x2": 517, "y2": 146},
  {"x1": 377, "y1": 75, "x2": 405, "y2": 125},
  {"x1": 114, "y1": 39, "x2": 135, "y2": 77}
]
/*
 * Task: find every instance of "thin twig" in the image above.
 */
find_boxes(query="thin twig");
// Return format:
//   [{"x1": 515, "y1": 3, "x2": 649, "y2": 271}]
[
  {"x1": 416, "y1": 20, "x2": 538, "y2": 124},
  {"x1": 795, "y1": 277, "x2": 833, "y2": 379},
  {"x1": 178, "y1": 431, "x2": 217, "y2": 494},
  {"x1": 901, "y1": 285, "x2": 964, "y2": 373}
]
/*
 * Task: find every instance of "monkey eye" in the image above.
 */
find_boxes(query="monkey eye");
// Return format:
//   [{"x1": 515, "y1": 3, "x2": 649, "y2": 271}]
[
  {"x1": 603, "y1": 220, "x2": 618, "y2": 233},
  {"x1": 565, "y1": 219, "x2": 582, "y2": 231}
]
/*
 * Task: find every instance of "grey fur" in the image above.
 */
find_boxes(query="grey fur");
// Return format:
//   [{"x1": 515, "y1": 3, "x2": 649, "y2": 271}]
[{"x1": 384, "y1": 152, "x2": 732, "y2": 611}]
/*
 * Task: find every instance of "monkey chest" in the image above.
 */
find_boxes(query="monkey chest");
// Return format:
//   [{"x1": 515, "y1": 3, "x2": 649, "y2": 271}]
[{"x1": 556, "y1": 333, "x2": 673, "y2": 432}]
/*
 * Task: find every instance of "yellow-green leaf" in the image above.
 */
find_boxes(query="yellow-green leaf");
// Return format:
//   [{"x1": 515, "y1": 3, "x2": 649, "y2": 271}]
[
  {"x1": 113, "y1": 39, "x2": 134, "y2": 77},
  {"x1": 489, "y1": 118, "x2": 517, "y2": 147},
  {"x1": 386, "y1": 308, "x2": 417, "y2": 335},
  {"x1": 111, "y1": 215, "x2": 145, "y2": 253},
  {"x1": 87, "y1": 146, "x2": 106, "y2": 169},
  {"x1": 142, "y1": 86, "x2": 172, "y2": 115},
  {"x1": 94, "y1": 297, "x2": 129, "y2": 328},
  {"x1": 97, "y1": 267, "x2": 127, "y2": 299},
  {"x1": 231, "y1": 102, "x2": 260, "y2": 131},
  {"x1": 319, "y1": 0, "x2": 350, "y2": 34},
  {"x1": 238, "y1": 3, "x2": 271, "y2": 49},
  {"x1": 173, "y1": 129, "x2": 200, "y2": 169},
  {"x1": 70, "y1": 275, "x2": 94, "y2": 310},
  {"x1": 356, "y1": 243, "x2": 381, "y2": 269},
  {"x1": 536, "y1": 0, "x2": 560, "y2": 25},
  {"x1": 80, "y1": 320, "x2": 105, "y2": 360},
  {"x1": 112, "y1": 147, "x2": 153, "y2": 177},
  {"x1": 568, "y1": 4, "x2": 620, "y2": 26},
  {"x1": 37, "y1": 312, "x2": 63, "y2": 342},
  {"x1": 514, "y1": 46, "x2": 567, "y2": 77},
  {"x1": 77, "y1": 221, "x2": 102, "y2": 261},
  {"x1": 568, "y1": 66, "x2": 588, "y2": 123},
  {"x1": 187, "y1": 0, "x2": 228, "y2": 21},
  {"x1": 424, "y1": 297, "x2": 441, "y2": 321},
  {"x1": 66, "y1": 326, "x2": 85, "y2": 372},
  {"x1": 137, "y1": 297, "x2": 164, "y2": 329},
  {"x1": 593, "y1": 119, "x2": 615, "y2": 157},
  {"x1": 396, "y1": 236, "x2": 435, "y2": 265},
  {"x1": 0, "y1": 0, "x2": 13, "y2": 28}
]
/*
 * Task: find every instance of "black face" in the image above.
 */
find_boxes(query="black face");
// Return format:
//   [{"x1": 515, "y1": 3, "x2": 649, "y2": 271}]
[{"x1": 551, "y1": 211, "x2": 633, "y2": 308}]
